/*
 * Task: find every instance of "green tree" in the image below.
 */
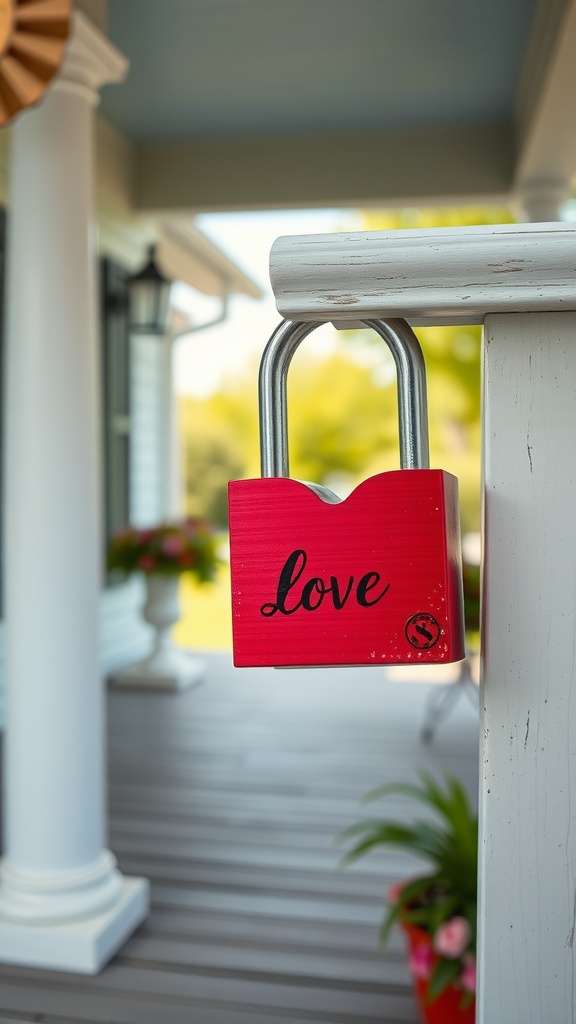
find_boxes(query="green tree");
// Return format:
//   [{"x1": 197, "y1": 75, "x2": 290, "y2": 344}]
[
  {"x1": 287, "y1": 351, "x2": 399, "y2": 484},
  {"x1": 181, "y1": 204, "x2": 514, "y2": 536},
  {"x1": 343, "y1": 204, "x2": 515, "y2": 529},
  {"x1": 180, "y1": 401, "x2": 248, "y2": 528},
  {"x1": 180, "y1": 337, "x2": 482, "y2": 531}
]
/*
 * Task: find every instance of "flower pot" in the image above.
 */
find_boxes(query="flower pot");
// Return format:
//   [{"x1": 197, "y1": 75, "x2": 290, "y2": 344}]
[
  {"x1": 143, "y1": 572, "x2": 182, "y2": 633},
  {"x1": 111, "y1": 573, "x2": 205, "y2": 691},
  {"x1": 401, "y1": 920, "x2": 476, "y2": 1024}
]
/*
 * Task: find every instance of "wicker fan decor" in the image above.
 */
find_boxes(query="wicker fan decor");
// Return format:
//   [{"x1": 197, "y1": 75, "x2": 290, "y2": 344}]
[{"x1": 0, "y1": 0, "x2": 71, "y2": 126}]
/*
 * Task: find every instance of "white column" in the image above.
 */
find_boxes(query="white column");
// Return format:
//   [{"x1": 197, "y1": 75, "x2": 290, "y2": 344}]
[
  {"x1": 478, "y1": 311, "x2": 576, "y2": 1022},
  {"x1": 0, "y1": 13, "x2": 149, "y2": 973}
]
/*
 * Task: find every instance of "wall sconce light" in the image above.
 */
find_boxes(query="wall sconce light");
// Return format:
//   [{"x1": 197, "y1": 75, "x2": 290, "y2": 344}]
[{"x1": 127, "y1": 245, "x2": 173, "y2": 335}]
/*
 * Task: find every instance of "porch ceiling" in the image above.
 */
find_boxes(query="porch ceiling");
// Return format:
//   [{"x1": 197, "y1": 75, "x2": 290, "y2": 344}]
[
  {"x1": 92, "y1": 0, "x2": 576, "y2": 213},
  {"x1": 102, "y1": 0, "x2": 535, "y2": 144}
]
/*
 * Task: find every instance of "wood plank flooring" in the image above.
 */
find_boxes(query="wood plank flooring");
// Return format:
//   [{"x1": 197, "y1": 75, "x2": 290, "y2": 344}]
[{"x1": 0, "y1": 654, "x2": 479, "y2": 1023}]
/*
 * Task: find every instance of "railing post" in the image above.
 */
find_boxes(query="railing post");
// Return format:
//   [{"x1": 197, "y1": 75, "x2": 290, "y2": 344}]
[
  {"x1": 478, "y1": 310, "x2": 576, "y2": 1022},
  {"x1": 269, "y1": 225, "x2": 576, "y2": 1021}
]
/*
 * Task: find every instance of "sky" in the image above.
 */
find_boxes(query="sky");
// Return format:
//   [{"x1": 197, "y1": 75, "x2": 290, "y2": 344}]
[{"x1": 172, "y1": 208, "x2": 362, "y2": 397}]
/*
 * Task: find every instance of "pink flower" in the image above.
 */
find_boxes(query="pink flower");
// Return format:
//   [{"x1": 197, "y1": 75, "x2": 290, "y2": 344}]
[
  {"x1": 185, "y1": 516, "x2": 208, "y2": 531},
  {"x1": 460, "y1": 957, "x2": 476, "y2": 992},
  {"x1": 434, "y1": 916, "x2": 471, "y2": 959},
  {"x1": 162, "y1": 535, "x2": 185, "y2": 556},
  {"x1": 137, "y1": 554, "x2": 156, "y2": 572},
  {"x1": 408, "y1": 943, "x2": 435, "y2": 979},
  {"x1": 387, "y1": 881, "x2": 405, "y2": 905}
]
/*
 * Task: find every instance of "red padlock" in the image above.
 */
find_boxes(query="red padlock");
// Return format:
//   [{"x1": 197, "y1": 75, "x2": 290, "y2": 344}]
[{"x1": 228, "y1": 318, "x2": 465, "y2": 668}]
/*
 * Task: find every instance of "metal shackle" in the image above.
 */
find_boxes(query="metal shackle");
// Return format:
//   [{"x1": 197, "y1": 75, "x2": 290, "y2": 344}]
[{"x1": 258, "y1": 317, "x2": 430, "y2": 478}]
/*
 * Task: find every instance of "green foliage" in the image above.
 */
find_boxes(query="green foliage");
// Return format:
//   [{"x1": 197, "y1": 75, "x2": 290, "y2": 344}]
[
  {"x1": 362, "y1": 204, "x2": 515, "y2": 232},
  {"x1": 180, "y1": 332, "x2": 482, "y2": 533},
  {"x1": 180, "y1": 205, "x2": 514, "y2": 535},
  {"x1": 287, "y1": 351, "x2": 399, "y2": 484},
  {"x1": 339, "y1": 772, "x2": 478, "y2": 913},
  {"x1": 341, "y1": 322, "x2": 482, "y2": 531},
  {"x1": 462, "y1": 562, "x2": 480, "y2": 635},
  {"x1": 180, "y1": 391, "x2": 257, "y2": 527},
  {"x1": 338, "y1": 771, "x2": 477, "y2": 1003},
  {"x1": 184, "y1": 423, "x2": 245, "y2": 529},
  {"x1": 107, "y1": 520, "x2": 219, "y2": 582}
]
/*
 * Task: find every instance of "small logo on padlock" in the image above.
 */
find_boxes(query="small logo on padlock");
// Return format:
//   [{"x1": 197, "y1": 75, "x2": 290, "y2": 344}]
[{"x1": 405, "y1": 613, "x2": 441, "y2": 650}]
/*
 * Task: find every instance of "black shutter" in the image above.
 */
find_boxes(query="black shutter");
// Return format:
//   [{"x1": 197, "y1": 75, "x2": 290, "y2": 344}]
[
  {"x1": 100, "y1": 258, "x2": 131, "y2": 561},
  {"x1": 0, "y1": 209, "x2": 6, "y2": 616}
]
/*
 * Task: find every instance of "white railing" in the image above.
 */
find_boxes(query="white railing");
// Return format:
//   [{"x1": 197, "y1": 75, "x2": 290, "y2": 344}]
[{"x1": 270, "y1": 221, "x2": 576, "y2": 1024}]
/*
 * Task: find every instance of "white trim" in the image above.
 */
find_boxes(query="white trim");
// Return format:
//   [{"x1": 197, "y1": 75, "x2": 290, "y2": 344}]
[
  {"x1": 514, "y1": 0, "x2": 571, "y2": 154},
  {"x1": 96, "y1": 179, "x2": 263, "y2": 298},
  {"x1": 0, "y1": 878, "x2": 148, "y2": 973},
  {"x1": 269, "y1": 222, "x2": 576, "y2": 325},
  {"x1": 56, "y1": 10, "x2": 128, "y2": 102},
  {"x1": 133, "y1": 124, "x2": 513, "y2": 213},
  {"x1": 478, "y1": 311, "x2": 576, "y2": 1022},
  {"x1": 159, "y1": 220, "x2": 263, "y2": 299},
  {"x1": 513, "y1": 0, "x2": 576, "y2": 213}
]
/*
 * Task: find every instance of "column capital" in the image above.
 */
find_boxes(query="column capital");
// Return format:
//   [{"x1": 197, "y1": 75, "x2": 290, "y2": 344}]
[{"x1": 55, "y1": 9, "x2": 128, "y2": 106}]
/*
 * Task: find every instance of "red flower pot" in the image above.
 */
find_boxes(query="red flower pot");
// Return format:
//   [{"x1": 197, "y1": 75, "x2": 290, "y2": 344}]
[{"x1": 401, "y1": 920, "x2": 476, "y2": 1024}]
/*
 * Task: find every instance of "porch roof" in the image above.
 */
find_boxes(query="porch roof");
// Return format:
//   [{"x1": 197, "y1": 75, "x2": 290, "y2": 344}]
[{"x1": 87, "y1": 0, "x2": 576, "y2": 213}]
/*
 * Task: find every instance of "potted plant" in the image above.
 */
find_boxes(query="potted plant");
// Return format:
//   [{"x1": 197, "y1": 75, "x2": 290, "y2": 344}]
[
  {"x1": 107, "y1": 519, "x2": 219, "y2": 690},
  {"x1": 339, "y1": 771, "x2": 477, "y2": 1023}
]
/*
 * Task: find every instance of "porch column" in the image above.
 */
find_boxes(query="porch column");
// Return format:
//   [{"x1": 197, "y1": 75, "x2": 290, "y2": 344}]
[
  {"x1": 478, "y1": 311, "x2": 576, "y2": 1022},
  {"x1": 0, "y1": 13, "x2": 149, "y2": 972}
]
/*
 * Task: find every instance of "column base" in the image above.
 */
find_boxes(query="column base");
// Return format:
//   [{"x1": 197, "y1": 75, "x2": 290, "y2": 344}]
[
  {"x1": 0, "y1": 876, "x2": 149, "y2": 974},
  {"x1": 110, "y1": 648, "x2": 206, "y2": 692}
]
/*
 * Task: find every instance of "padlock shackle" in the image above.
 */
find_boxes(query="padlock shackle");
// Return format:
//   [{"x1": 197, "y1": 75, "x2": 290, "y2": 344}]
[{"x1": 259, "y1": 317, "x2": 430, "y2": 477}]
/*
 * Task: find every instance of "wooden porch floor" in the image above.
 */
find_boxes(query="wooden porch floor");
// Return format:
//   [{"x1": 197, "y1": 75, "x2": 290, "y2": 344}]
[{"x1": 0, "y1": 653, "x2": 479, "y2": 1024}]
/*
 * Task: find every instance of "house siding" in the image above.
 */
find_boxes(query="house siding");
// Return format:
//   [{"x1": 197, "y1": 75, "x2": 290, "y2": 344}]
[
  {"x1": 0, "y1": 322, "x2": 167, "y2": 725},
  {"x1": 0, "y1": 251, "x2": 169, "y2": 729},
  {"x1": 0, "y1": 227, "x2": 155, "y2": 721},
  {"x1": 129, "y1": 334, "x2": 166, "y2": 528},
  {"x1": 99, "y1": 330, "x2": 168, "y2": 676}
]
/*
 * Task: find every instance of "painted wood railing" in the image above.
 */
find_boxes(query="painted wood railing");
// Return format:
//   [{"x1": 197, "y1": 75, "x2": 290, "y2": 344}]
[{"x1": 270, "y1": 222, "x2": 576, "y2": 1024}]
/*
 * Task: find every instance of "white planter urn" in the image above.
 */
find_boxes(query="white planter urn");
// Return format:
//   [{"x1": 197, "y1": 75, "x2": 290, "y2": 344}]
[{"x1": 112, "y1": 574, "x2": 205, "y2": 691}]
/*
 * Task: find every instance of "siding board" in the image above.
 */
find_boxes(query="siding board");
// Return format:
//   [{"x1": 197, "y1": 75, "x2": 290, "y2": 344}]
[{"x1": 100, "y1": 316, "x2": 167, "y2": 673}]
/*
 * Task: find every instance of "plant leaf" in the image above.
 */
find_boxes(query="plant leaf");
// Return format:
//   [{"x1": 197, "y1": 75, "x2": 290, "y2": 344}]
[
  {"x1": 460, "y1": 987, "x2": 475, "y2": 1009},
  {"x1": 427, "y1": 957, "x2": 462, "y2": 1002},
  {"x1": 378, "y1": 901, "x2": 401, "y2": 948}
]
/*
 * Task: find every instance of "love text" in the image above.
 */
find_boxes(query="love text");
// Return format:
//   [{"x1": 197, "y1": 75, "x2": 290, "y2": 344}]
[{"x1": 260, "y1": 549, "x2": 391, "y2": 617}]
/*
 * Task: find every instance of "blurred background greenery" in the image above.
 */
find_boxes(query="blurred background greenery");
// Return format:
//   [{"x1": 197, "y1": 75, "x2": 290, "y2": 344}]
[{"x1": 175, "y1": 205, "x2": 512, "y2": 650}]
